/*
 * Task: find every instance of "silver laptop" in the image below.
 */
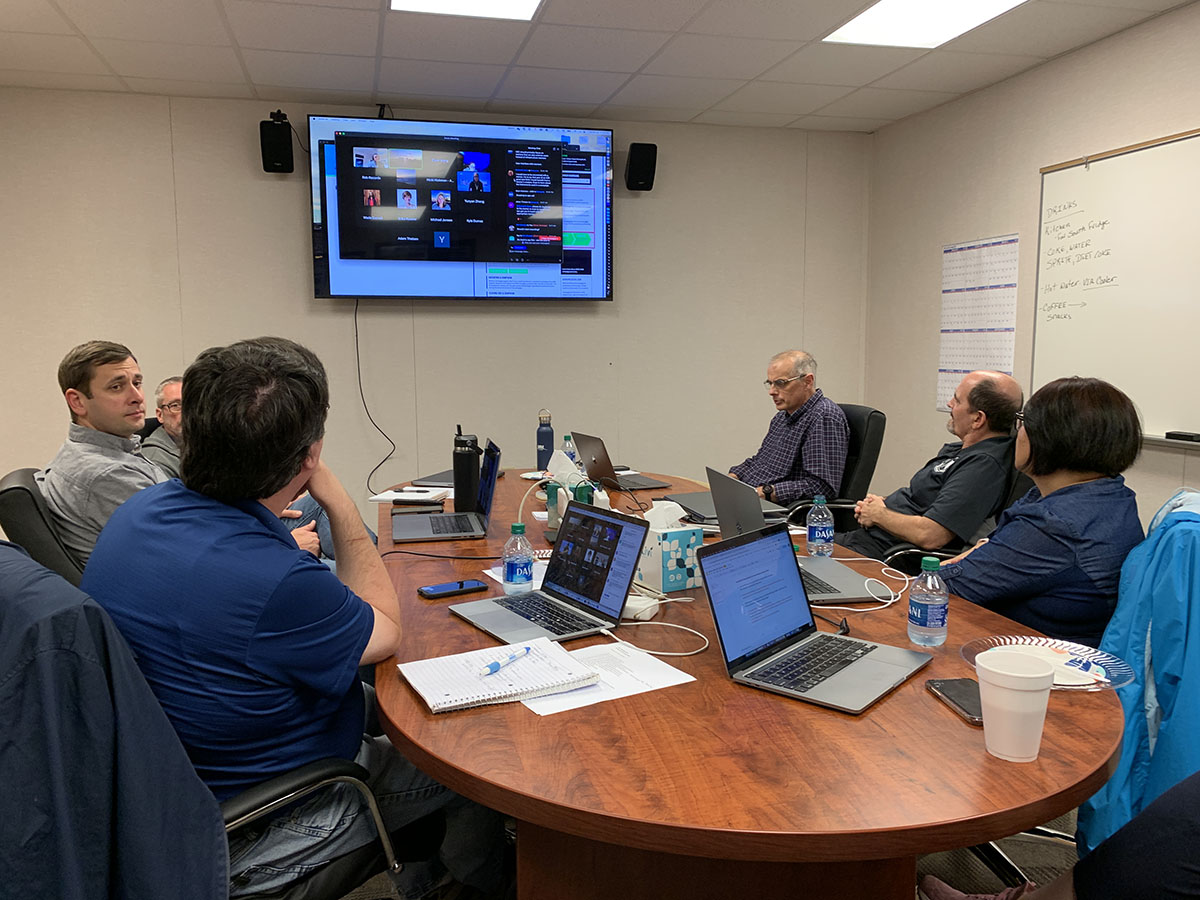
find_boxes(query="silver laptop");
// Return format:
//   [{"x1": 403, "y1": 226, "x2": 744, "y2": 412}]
[
  {"x1": 664, "y1": 485, "x2": 787, "y2": 524},
  {"x1": 391, "y1": 441, "x2": 500, "y2": 542},
  {"x1": 450, "y1": 502, "x2": 650, "y2": 642},
  {"x1": 570, "y1": 431, "x2": 669, "y2": 491},
  {"x1": 698, "y1": 523, "x2": 930, "y2": 714},
  {"x1": 706, "y1": 467, "x2": 878, "y2": 605}
]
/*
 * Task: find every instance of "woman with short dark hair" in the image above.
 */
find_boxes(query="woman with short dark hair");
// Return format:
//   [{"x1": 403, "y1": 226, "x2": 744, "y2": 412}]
[{"x1": 940, "y1": 377, "x2": 1144, "y2": 647}]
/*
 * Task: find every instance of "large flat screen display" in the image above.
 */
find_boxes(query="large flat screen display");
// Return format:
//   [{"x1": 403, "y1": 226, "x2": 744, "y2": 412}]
[{"x1": 308, "y1": 115, "x2": 613, "y2": 301}]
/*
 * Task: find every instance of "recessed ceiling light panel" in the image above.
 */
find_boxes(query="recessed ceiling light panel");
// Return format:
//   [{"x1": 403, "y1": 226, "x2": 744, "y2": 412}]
[
  {"x1": 390, "y1": 0, "x2": 542, "y2": 21},
  {"x1": 823, "y1": 0, "x2": 1028, "y2": 49}
]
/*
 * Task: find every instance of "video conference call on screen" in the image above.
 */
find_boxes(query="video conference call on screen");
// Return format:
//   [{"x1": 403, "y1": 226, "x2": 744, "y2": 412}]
[{"x1": 309, "y1": 115, "x2": 614, "y2": 301}]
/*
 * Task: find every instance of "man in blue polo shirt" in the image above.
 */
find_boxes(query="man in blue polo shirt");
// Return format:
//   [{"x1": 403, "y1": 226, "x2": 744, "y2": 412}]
[
  {"x1": 730, "y1": 349, "x2": 849, "y2": 505},
  {"x1": 82, "y1": 337, "x2": 504, "y2": 899}
]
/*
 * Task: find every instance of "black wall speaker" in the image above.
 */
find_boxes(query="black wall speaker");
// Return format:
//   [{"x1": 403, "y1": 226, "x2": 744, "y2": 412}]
[
  {"x1": 260, "y1": 110, "x2": 294, "y2": 174},
  {"x1": 624, "y1": 142, "x2": 657, "y2": 191}
]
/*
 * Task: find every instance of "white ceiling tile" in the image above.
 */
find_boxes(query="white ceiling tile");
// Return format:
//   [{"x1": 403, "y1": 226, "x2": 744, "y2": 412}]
[
  {"x1": 789, "y1": 114, "x2": 892, "y2": 132},
  {"x1": 692, "y1": 109, "x2": 799, "y2": 127},
  {"x1": 644, "y1": 33, "x2": 801, "y2": 79},
  {"x1": 609, "y1": 73, "x2": 744, "y2": 109},
  {"x1": 517, "y1": 24, "x2": 671, "y2": 72},
  {"x1": 0, "y1": 69, "x2": 124, "y2": 91},
  {"x1": 872, "y1": 49, "x2": 1043, "y2": 92},
  {"x1": 1042, "y1": 0, "x2": 1184, "y2": 10},
  {"x1": 226, "y1": 1, "x2": 379, "y2": 55},
  {"x1": 815, "y1": 86, "x2": 959, "y2": 119},
  {"x1": 486, "y1": 99, "x2": 601, "y2": 117},
  {"x1": 377, "y1": 57, "x2": 507, "y2": 98},
  {"x1": 538, "y1": 0, "x2": 709, "y2": 31},
  {"x1": 590, "y1": 104, "x2": 698, "y2": 122},
  {"x1": 56, "y1": 0, "x2": 229, "y2": 45},
  {"x1": 715, "y1": 81, "x2": 854, "y2": 114},
  {"x1": 124, "y1": 77, "x2": 254, "y2": 98},
  {"x1": 0, "y1": 32, "x2": 108, "y2": 73},
  {"x1": 496, "y1": 67, "x2": 629, "y2": 103},
  {"x1": 763, "y1": 43, "x2": 927, "y2": 86},
  {"x1": 256, "y1": 84, "x2": 374, "y2": 105},
  {"x1": 242, "y1": 49, "x2": 376, "y2": 91},
  {"x1": 944, "y1": 0, "x2": 1150, "y2": 56},
  {"x1": 685, "y1": 0, "x2": 861, "y2": 41},
  {"x1": 377, "y1": 94, "x2": 490, "y2": 112},
  {"x1": 0, "y1": 0, "x2": 74, "y2": 34},
  {"x1": 92, "y1": 39, "x2": 245, "y2": 82},
  {"x1": 381, "y1": 11, "x2": 530, "y2": 64}
]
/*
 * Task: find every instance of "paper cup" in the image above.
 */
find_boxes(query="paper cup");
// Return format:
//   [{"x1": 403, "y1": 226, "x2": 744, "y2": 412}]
[{"x1": 976, "y1": 648, "x2": 1055, "y2": 762}]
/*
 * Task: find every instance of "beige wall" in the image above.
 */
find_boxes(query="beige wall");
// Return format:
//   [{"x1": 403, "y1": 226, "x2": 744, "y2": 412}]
[
  {"x1": 1, "y1": 90, "x2": 869, "y2": 523},
  {"x1": 866, "y1": 0, "x2": 1200, "y2": 527}
]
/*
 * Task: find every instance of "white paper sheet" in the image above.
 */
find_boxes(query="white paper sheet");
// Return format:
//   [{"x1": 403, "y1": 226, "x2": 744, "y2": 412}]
[{"x1": 522, "y1": 641, "x2": 695, "y2": 715}]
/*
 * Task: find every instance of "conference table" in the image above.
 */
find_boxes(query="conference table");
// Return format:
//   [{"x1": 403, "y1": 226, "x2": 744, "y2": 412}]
[{"x1": 374, "y1": 470, "x2": 1122, "y2": 900}]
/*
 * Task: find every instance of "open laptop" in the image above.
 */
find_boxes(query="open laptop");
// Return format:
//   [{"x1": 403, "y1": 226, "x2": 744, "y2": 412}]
[
  {"x1": 391, "y1": 441, "x2": 500, "y2": 542},
  {"x1": 450, "y1": 502, "x2": 650, "y2": 642},
  {"x1": 664, "y1": 485, "x2": 787, "y2": 524},
  {"x1": 697, "y1": 523, "x2": 930, "y2": 714},
  {"x1": 706, "y1": 467, "x2": 878, "y2": 605},
  {"x1": 570, "y1": 431, "x2": 670, "y2": 491}
]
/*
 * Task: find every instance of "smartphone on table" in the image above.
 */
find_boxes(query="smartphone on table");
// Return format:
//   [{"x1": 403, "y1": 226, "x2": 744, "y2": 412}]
[
  {"x1": 417, "y1": 579, "x2": 489, "y2": 600},
  {"x1": 925, "y1": 677, "x2": 984, "y2": 725}
]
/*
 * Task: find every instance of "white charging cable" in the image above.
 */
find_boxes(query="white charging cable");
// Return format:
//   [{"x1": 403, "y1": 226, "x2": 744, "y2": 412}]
[
  {"x1": 813, "y1": 559, "x2": 912, "y2": 613},
  {"x1": 599, "y1": 624, "x2": 709, "y2": 657}
]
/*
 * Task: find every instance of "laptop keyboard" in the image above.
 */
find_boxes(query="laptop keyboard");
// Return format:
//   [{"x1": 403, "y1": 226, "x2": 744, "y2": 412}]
[
  {"x1": 753, "y1": 634, "x2": 878, "y2": 693},
  {"x1": 496, "y1": 593, "x2": 596, "y2": 636},
  {"x1": 430, "y1": 514, "x2": 474, "y2": 535},
  {"x1": 800, "y1": 569, "x2": 839, "y2": 595}
]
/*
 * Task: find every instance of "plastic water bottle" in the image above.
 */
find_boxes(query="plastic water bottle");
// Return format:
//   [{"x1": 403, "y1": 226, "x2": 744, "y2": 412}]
[
  {"x1": 560, "y1": 434, "x2": 578, "y2": 466},
  {"x1": 502, "y1": 523, "x2": 534, "y2": 595},
  {"x1": 536, "y1": 409, "x2": 554, "y2": 470},
  {"x1": 907, "y1": 556, "x2": 949, "y2": 647},
  {"x1": 806, "y1": 494, "x2": 834, "y2": 557}
]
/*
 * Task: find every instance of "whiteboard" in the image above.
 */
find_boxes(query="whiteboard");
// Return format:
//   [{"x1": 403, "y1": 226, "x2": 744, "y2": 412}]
[{"x1": 1032, "y1": 128, "x2": 1200, "y2": 438}]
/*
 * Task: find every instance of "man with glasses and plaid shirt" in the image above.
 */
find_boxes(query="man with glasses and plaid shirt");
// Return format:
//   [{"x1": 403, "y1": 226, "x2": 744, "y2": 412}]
[
  {"x1": 141, "y1": 376, "x2": 184, "y2": 478},
  {"x1": 729, "y1": 349, "x2": 849, "y2": 506}
]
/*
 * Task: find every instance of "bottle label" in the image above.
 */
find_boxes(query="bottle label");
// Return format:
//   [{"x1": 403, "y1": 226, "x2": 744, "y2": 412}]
[
  {"x1": 907, "y1": 597, "x2": 948, "y2": 628},
  {"x1": 807, "y1": 524, "x2": 834, "y2": 544},
  {"x1": 504, "y1": 557, "x2": 533, "y2": 584}
]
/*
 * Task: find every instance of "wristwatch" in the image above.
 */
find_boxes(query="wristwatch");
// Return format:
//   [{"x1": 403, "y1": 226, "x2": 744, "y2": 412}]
[{"x1": 762, "y1": 484, "x2": 774, "y2": 501}]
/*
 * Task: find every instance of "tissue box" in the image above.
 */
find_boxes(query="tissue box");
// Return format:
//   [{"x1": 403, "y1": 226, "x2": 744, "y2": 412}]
[{"x1": 635, "y1": 526, "x2": 704, "y2": 593}]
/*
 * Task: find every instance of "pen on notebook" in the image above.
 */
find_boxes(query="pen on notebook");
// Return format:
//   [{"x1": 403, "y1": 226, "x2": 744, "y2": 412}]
[{"x1": 479, "y1": 646, "x2": 532, "y2": 677}]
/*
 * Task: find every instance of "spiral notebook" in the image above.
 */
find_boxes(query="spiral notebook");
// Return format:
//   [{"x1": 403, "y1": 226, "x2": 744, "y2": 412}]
[{"x1": 397, "y1": 636, "x2": 600, "y2": 713}]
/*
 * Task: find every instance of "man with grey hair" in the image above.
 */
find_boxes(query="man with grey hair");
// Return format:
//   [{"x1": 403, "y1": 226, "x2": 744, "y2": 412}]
[
  {"x1": 141, "y1": 375, "x2": 183, "y2": 478},
  {"x1": 730, "y1": 349, "x2": 849, "y2": 505}
]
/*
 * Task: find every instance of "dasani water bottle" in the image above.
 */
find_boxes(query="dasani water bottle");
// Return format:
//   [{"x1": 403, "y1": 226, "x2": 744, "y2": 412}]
[
  {"x1": 502, "y1": 523, "x2": 534, "y2": 595},
  {"x1": 806, "y1": 494, "x2": 834, "y2": 557},
  {"x1": 907, "y1": 556, "x2": 949, "y2": 646}
]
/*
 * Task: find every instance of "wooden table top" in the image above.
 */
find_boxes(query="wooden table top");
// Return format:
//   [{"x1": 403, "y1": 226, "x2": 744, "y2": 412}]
[{"x1": 375, "y1": 470, "x2": 1122, "y2": 863}]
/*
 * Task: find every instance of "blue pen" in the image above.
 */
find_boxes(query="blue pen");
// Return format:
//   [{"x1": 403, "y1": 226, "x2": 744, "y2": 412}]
[{"x1": 479, "y1": 645, "x2": 532, "y2": 677}]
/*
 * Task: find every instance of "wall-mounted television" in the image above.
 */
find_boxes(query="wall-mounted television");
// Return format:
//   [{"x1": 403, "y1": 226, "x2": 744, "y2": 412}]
[{"x1": 308, "y1": 115, "x2": 613, "y2": 301}]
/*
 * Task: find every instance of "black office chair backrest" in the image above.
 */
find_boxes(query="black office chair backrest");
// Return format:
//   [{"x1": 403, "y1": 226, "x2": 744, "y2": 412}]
[
  {"x1": 0, "y1": 468, "x2": 85, "y2": 586},
  {"x1": 836, "y1": 403, "x2": 887, "y2": 502},
  {"x1": 137, "y1": 416, "x2": 161, "y2": 441}
]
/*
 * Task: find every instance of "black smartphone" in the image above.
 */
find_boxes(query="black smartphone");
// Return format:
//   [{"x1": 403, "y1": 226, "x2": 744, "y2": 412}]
[
  {"x1": 417, "y1": 579, "x2": 489, "y2": 600},
  {"x1": 926, "y1": 678, "x2": 984, "y2": 725}
]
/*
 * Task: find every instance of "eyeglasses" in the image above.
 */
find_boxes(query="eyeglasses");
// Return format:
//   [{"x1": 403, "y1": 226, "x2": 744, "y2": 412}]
[
  {"x1": 1014, "y1": 410, "x2": 1025, "y2": 428},
  {"x1": 160, "y1": 400, "x2": 182, "y2": 413},
  {"x1": 763, "y1": 375, "x2": 806, "y2": 390}
]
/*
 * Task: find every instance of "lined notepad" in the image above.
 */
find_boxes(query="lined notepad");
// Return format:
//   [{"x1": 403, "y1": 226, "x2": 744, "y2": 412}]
[{"x1": 397, "y1": 637, "x2": 600, "y2": 713}]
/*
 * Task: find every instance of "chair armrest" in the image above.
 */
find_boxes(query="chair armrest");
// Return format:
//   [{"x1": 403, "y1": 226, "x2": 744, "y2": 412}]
[
  {"x1": 881, "y1": 544, "x2": 955, "y2": 573},
  {"x1": 786, "y1": 499, "x2": 857, "y2": 525},
  {"x1": 221, "y1": 758, "x2": 370, "y2": 831}
]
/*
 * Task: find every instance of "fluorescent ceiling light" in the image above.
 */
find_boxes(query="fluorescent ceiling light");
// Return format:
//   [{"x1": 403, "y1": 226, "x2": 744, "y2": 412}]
[
  {"x1": 390, "y1": 0, "x2": 541, "y2": 20},
  {"x1": 823, "y1": 0, "x2": 1028, "y2": 49}
]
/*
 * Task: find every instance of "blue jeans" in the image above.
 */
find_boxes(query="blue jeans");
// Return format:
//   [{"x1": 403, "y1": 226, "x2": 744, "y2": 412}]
[
  {"x1": 227, "y1": 735, "x2": 505, "y2": 898},
  {"x1": 286, "y1": 494, "x2": 377, "y2": 560}
]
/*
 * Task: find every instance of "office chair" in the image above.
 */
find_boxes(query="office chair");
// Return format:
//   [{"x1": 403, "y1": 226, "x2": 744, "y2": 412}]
[
  {"x1": 0, "y1": 467, "x2": 85, "y2": 585},
  {"x1": 787, "y1": 403, "x2": 886, "y2": 531},
  {"x1": 137, "y1": 416, "x2": 161, "y2": 441},
  {"x1": 881, "y1": 471, "x2": 1034, "y2": 576},
  {"x1": 0, "y1": 541, "x2": 443, "y2": 900}
]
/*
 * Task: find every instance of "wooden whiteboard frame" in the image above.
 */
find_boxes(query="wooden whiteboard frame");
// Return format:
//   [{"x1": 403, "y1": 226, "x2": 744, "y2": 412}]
[{"x1": 1040, "y1": 125, "x2": 1200, "y2": 175}]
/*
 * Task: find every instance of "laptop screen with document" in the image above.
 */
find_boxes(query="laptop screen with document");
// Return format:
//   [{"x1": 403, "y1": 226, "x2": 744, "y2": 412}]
[{"x1": 701, "y1": 526, "x2": 817, "y2": 669}]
